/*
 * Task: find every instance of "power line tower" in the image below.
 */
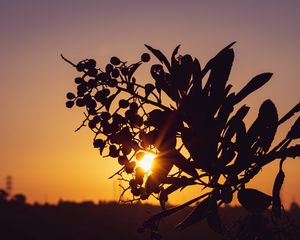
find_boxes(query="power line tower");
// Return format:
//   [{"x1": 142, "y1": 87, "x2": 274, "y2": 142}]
[{"x1": 5, "y1": 175, "x2": 13, "y2": 197}]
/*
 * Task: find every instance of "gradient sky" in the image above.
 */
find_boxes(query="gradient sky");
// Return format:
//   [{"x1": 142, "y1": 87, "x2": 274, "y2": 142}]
[{"x1": 0, "y1": 0, "x2": 299, "y2": 206}]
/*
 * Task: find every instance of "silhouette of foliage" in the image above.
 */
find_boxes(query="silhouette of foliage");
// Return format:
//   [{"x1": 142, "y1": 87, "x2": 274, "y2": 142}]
[{"x1": 63, "y1": 43, "x2": 300, "y2": 239}]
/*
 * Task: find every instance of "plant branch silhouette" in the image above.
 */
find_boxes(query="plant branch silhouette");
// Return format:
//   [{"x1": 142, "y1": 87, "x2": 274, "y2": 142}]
[{"x1": 63, "y1": 43, "x2": 300, "y2": 239}]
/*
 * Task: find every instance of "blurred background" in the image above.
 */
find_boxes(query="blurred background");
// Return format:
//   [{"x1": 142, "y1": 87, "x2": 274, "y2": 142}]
[{"x1": 0, "y1": 0, "x2": 299, "y2": 208}]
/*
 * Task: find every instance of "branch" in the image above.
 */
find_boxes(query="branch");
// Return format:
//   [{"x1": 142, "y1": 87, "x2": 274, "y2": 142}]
[
  {"x1": 116, "y1": 85, "x2": 169, "y2": 111},
  {"x1": 61, "y1": 54, "x2": 77, "y2": 67}
]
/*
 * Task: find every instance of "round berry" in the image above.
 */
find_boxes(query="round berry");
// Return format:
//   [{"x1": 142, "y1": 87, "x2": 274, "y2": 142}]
[{"x1": 141, "y1": 53, "x2": 150, "y2": 62}]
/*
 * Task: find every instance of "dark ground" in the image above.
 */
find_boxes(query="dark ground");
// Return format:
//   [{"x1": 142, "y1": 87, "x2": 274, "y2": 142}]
[{"x1": 1, "y1": 200, "x2": 300, "y2": 240}]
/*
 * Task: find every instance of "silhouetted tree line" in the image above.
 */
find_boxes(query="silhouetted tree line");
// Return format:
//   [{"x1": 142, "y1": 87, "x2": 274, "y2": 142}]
[
  {"x1": 1, "y1": 189, "x2": 300, "y2": 240},
  {"x1": 64, "y1": 42, "x2": 300, "y2": 239},
  {"x1": 0, "y1": 189, "x2": 26, "y2": 205}
]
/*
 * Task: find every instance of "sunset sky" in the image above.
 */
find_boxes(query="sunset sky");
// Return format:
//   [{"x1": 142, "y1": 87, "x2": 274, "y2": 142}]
[{"x1": 0, "y1": 0, "x2": 299, "y2": 207}]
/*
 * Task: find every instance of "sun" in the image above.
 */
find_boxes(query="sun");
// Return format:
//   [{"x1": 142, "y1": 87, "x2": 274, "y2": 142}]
[{"x1": 138, "y1": 153, "x2": 156, "y2": 172}]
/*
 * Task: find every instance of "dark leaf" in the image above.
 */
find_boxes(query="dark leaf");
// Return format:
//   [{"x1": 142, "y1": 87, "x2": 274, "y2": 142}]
[
  {"x1": 252, "y1": 100, "x2": 278, "y2": 153},
  {"x1": 278, "y1": 102, "x2": 300, "y2": 125},
  {"x1": 104, "y1": 90, "x2": 120, "y2": 111},
  {"x1": 230, "y1": 105, "x2": 250, "y2": 124},
  {"x1": 246, "y1": 100, "x2": 278, "y2": 153},
  {"x1": 173, "y1": 54, "x2": 194, "y2": 95},
  {"x1": 219, "y1": 147, "x2": 236, "y2": 167},
  {"x1": 238, "y1": 188, "x2": 272, "y2": 213},
  {"x1": 224, "y1": 105, "x2": 250, "y2": 140},
  {"x1": 145, "y1": 44, "x2": 171, "y2": 72},
  {"x1": 204, "y1": 47, "x2": 234, "y2": 114},
  {"x1": 127, "y1": 82, "x2": 135, "y2": 93},
  {"x1": 176, "y1": 197, "x2": 211, "y2": 231},
  {"x1": 272, "y1": 169, "x2": 285, "y2": 218},
  {"x1": 201, "y1": 42, "x2": 236, "y2": 78},
  {"x1": 151, "y1": 153, "x2": 173, "y2": 179},
  {"x1": 150, "y1": 64, "x2": 179, "y2": 101},
  {"x1": 287, "y1": 116, "x2": 300, "y2": 140},
  {"x1": 234, "y1": 118, "x2": 247, "y2": 142},
  {"x1": 206, "y1": 206, "x2": 223, "y2": 234},
  {"x1": 171, "y1": 44, "x2": 181, "y2": 67},
  {"x1": 234, "y1": 73, "x2": 273, "y2": 104},
  {"x1": 128, "y1": 63, "x2": 142, "y2": 81},
  {"x1": 169, "y1": 150, "x2": 198, "y2": 178},
  {"x1": 190, "y1": 58, "x2": 202, "y2": 90},
  {"x1": 143, "y1": 195, "x2": 201, "y2": 229},
  {"x1": 276, "y1": 145, "x2": 300, "y2": 159},
  {"x1": 182, "y1": 128, "x2": 211, "y2": 170}
]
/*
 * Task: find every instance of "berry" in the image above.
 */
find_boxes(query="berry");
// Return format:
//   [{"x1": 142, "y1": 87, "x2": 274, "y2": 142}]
[
  {"x1": 141, "y1": 53, "x2": 150, "y2": 62},
  {"x1": 111, "y1": 68, "x2": 120, "y2": 78},
  {"x1": 66, "y1": 101, "x2": 74, "y2": 108},
  {"x1": 74, "y1": 77, "x2": 84, "y2": 84},
  {"x1": 105, "y1": 64, "x2": 114, "y2": 73},
  {"x1": 129, "y1": 102, "x2": 139, "y2": 112},
  {"x1": 86, "y1": 59, "x2": 96, "y2": 69},
  {"x1": 93, "y1": 139, "x2": 104, "y2": 148},
  {"x1": 119, "y1": 99, "x2": 129, "y2": 108},
  {"x1": 76, "y1": 62, "x2": 85, "y2": 72},
  {"x1": 110, "y1": 57, "x2": 121, "y2": 65},
  {"x1": 66, "y1": 92, "x2": 76, "y2": 100},
  {"x1": 118, "y1": 156, "x2": 128, "y2": 165}
]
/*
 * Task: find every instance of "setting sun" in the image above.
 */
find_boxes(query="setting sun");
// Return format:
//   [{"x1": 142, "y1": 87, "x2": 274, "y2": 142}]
[{"x1": 138, "y1": 153, "x2": 156, "y2": 172}]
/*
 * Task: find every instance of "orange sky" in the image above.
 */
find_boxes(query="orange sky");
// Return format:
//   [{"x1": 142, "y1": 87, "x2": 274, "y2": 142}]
[{"x1": 0, "y1": 1, "x2": 299, "y2": 207}]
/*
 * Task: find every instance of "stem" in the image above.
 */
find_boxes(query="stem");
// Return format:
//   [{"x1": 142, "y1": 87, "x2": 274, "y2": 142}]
[{"x1": 115, "y1": 85, "x2": 169, "y2": 111}]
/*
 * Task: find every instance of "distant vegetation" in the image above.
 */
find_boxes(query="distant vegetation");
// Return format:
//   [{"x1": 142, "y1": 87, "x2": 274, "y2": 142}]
[
  {"x1": 1, "y1": 189, "x2": 300, "y2": 239},
  {"x1": 64, "y1": 43, "x2": 300, "y2": 239}
]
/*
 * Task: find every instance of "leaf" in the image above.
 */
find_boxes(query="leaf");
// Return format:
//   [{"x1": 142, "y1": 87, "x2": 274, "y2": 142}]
[
  {"x1": 201, "y1": 42, "x2": 236, "y2": 77},
  {"x1": 277, "y1": 145, "x2": 300, "y2": 158},
  {"x1": 150, "y1": 64, "x2": 179, "y2": 101},
  {"x1": 278, "y1": 102, "x2": 300, "y2": 125},
  {"x1": 173, "y1": 54, "x2": 194, "y2": 95},
  {"x1": 287, "y1": 116, "x2": 300, "y2": 140},
  {"x1": 246, "y1": 100, "x2": 278, "y2": 153},
  {"x1": 238, "y1": 188, "x2": 272, "y2": 213},
  {"x1": 190, "y1": 58, "x2": 202, "y2": 90},
  {"x1": 143, "y1": 194, "x2": 205, "y2": 229},
  {"x1": 176, "y1": 198, "x2": 211, "y2": 231},
  {"x1": 145, "y1": 83, "x2": 155, "y2": 98},
  {"x1": 206, "y1": 206, "x2": 223, "y2": 234},
  {"x1": 127, "y1": 82, "x2": 134, "y2": 93},
  {"x1": 204, "y1": 47, "x2": 234, "y2": 110},
  {"x1": 171, "y1": 44, "x2": 181, "y2": 67},
  {"x1": 253, "y1": 100, "x2": 278, "y2": 153},
  {"x1": 103, "y1": 90, "x2": 120, "y2": 111},
  {"x1": 234, "y1": 73, "x2": 273, "y2": 104},
  {"x1": 151, "y1": 153, "x2": 173, "y2": 179},
  {"x1": 169, "y1": 150, "x2": 198, "y2": 178},
  {"x1": 272, "y1": 169, "x2": 285, "y2": 218},
  {"x1": 145, "y1": 44, "x2": 171, "y2": 72},
  {"x1": 224, "y1": 105, "x2": 250, "y2": 140},
  {"x1": 128, "y1": 63, "x2": 141, "y2": 81}
]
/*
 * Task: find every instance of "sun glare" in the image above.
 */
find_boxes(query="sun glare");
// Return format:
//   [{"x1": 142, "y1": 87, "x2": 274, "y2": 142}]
[{"x1": 138, "y1": 153, "x2": 156, "y2": 172}]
